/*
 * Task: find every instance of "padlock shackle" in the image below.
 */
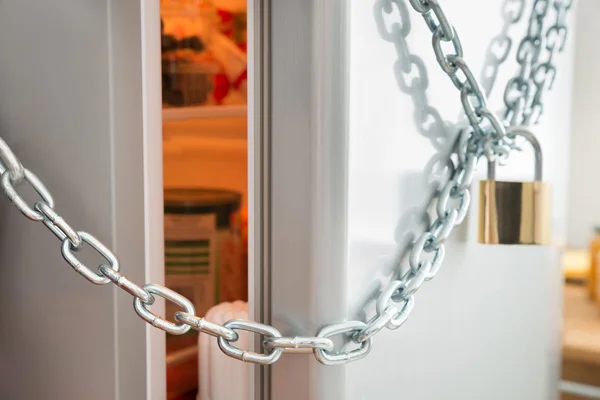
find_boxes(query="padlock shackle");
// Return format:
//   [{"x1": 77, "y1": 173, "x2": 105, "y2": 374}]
[
  {"x1": 509, "y1": 126, "x2": 542, "y2": 181},
  {"x1": 488, "y1": 126, "x2": 543, "y2": 181}
]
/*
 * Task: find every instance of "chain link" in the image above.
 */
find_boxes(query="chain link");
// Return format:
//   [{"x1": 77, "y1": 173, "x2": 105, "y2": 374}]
[
  {"x1": 357, "y1": 295, "x2": 415, "y2": 343},
  {"x1": 133, "y1": 284, "x2": 195, "y2": 335},
  {"x1": 0, "y1": 0, "x2": 572, "y2": 366},
  {"x1": 0, "y1": 137, "x2": 25, "y2": 184},
  {"x1": 2, "y1": 168, "x2": 54, "y2": 221},
  {"x1": 313, "y1": 321, "x2": 372, "y2": 365},
  {"x1": 217, "y1": 320, "x2": 284, "y2": 365},
  {"x1": 35, "y1": 201, "x2": 83, "y2": 247},
  {"x1": 174, "y1": 311, "x2": 239, "y2": 341},
  {"x1": 98, "y1": 265, "x2": 154, "y2": 304},
  {"x1": 504, "y1": 0, "x2": 571, "y2": 127},
  {"x1": 263, "y1": 336, "x2": 335, "y2": 353},
  {"x1": 61, "y1": 232, "x2": 120, "y2": 285}
]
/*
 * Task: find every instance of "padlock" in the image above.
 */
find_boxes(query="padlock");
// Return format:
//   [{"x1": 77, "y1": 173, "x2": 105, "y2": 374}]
[{"x1": 478, "y1": 129, "x2": 551, "y2": 245}]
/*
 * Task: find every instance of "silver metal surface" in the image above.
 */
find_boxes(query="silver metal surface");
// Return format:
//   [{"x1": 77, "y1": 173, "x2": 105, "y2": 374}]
[
  {"x1": 432, "y1": 26, "x2": 463, "y2": 75},
  {"x1": 375, "y1": 284, "x2": 417, "y2": 330},
  {"x1": 133, "y1": 284, "x2": 195, "y2": 335},
  {"x1": 399, "y1": 261, "x2": 432, "y2": 299},
  {"x1": 426, "y1": 209, "x2": 458, "y2": 249},
  {"x1": 34, "y1": 201, "x2": 82, "y2": 247},
  {"x1": 314, "y1": 321, "x2": 372, "y2": 365},
  {"x1": 385, "y1": 295, "x2": 416, "y2": 329},
  {"x1": 0, "y1": 136, "x2": 25, "y2": 184},
  {"x1": 249, "y1": 0, "x2": 271, "y2": 393},
  {"x1": 175, "y1": 311, "x2": 239, "y2": 341},
  {"x1": 353, "y1": 306, "x2": 400, "y2": 342},
  {"x1": 217, "y1": 320, "x2": 284, "y2": 365},
  {"x1": 263, "y1": 336, "x2": 335, "y2": 353},
  {"x1": 424, "y1": 0, "x2": 454, "y2": 41},
  {"x1": 1, "y1": 169, "x2": 54, "y2": 221},
  {"x1": 61, "y1": 231, "x2": 119, "y2": 285},
  {"x1": 98, "y1": 265, "x2": 154, "y2": 304},
  {"x1": 408, "y1": 0, "x2": 431, "y2": 13},
  {"x1": 410, "y1": 232, "x2": 445, "y2": 277},
  {"x1": 436, "y1": 180, "x2": 470, "y2": 224},
  {"x1": 489, "y1": 126, "x2": 543, "y2": 181}
]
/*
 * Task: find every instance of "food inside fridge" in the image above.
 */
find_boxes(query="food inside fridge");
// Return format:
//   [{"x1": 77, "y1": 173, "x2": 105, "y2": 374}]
[{"x1": 161, "y1": 0, "x2": 247, "y2": 107}]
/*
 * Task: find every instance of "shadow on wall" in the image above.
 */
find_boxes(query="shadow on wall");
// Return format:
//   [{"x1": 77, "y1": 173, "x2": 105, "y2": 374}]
[{"x1": 352, "y1": 0, "x2": 524, "y2": 321}]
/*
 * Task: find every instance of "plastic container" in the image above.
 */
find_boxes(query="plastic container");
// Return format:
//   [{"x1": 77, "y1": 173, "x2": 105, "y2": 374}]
[
  {"x1": 164, "y1": 188, "x2": 245, "y2": 321},
  {"x1": 589, "y1": 226, "x2": 600, "y2": 300},
  {"x1": 164, "y1": 188, "x2": 245, "y2": 400}
]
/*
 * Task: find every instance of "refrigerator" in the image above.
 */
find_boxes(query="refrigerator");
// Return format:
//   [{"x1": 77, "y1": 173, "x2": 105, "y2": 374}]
[{"x1": 0, "y1": 0, "x2": 575, "y2": 399}]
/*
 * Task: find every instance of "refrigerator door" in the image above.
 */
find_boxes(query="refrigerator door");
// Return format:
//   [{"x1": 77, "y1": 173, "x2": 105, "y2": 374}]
[
  {"x1": 263, "y1": 0, "x2": 572, "y2": 399},
  {"x1": 0, "y1": 1, "x2": 164, "y2": 399}
]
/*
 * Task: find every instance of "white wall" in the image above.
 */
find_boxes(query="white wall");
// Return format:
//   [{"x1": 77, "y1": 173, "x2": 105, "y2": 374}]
[
  {"x1": 345, "y1": 1, "x2": 573, "y2": 399},
  {"x1": 566, "y1": 0, "x2": 600, "y2": 248}
]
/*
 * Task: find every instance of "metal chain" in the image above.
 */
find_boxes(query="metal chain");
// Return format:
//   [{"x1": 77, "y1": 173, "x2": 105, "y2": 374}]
[
  {"x1": 0, "y1": 0, "x2": 572, "y2": 366},
  {"x1": 503, "y1": 0, "x2": 572, "y2": 127}
]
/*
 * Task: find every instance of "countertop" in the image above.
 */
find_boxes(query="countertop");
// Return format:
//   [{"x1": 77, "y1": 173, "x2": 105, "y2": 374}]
[
  {"x1": 562, "y1": 283, "x2": 600, "y2": 391},
  {"x1": 563, "y1": 284, "x2": 600, "y2": 364}
]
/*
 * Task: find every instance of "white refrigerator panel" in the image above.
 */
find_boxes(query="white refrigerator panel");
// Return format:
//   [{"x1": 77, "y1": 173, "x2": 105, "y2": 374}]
[
  {"x1": 268, "y1": 0, "x2": 574, "y2": 399},
  {"x1": 0, "y1": 1, "x2": 164, "y2": 399},
  {"x1": 346, "y1": 1, "x2": 572, "y2": 399}
]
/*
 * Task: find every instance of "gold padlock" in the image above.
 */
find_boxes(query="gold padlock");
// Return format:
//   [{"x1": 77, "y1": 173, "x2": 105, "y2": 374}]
[{"x1": 478, "y1": 128, "x2": 551, "y2": 245}]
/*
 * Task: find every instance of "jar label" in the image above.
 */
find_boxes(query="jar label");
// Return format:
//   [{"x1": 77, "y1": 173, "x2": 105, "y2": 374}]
[
  {"x1": 218, "y1": 231, "x2": 243, "y2": 302},
  {"x1": 164, "y1": 213, "x2": 217, "y2": 318}
]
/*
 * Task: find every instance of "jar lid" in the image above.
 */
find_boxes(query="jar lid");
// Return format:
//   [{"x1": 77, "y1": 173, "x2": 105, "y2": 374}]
[
  {"x1": 164, "y1": 188, "x2": 242, "y2": 227},
  {"x1": 165, "y1": 188, "x2": 241, "y2": 207}
]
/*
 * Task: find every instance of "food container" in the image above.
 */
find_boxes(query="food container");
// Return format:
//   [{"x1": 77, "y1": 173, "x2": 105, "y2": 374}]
[
  {"x1": 161, "y1": 0, "x2": 221, "y2": 107},
  {"x1": 164, "y1": 188, "x2": 244, "y2": 399},
  {"x1": 162, "y1": 58, "x2": 220, "y2": 107},
  {"x1": 164, "y1": 188, "x2": 245, "y2": 322}
]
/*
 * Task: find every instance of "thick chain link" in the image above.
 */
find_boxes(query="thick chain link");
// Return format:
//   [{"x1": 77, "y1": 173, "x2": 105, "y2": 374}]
[{"x1": 0, "y1": 0, "x2": 571, "y2": 366}]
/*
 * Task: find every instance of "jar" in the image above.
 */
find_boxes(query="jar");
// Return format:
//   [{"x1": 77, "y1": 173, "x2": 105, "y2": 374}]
[
  {"x1": 590, "y1": 226, "x2": 600, "y2": 301},
  {"x1": 164, "y1": 188, "x2": 245, "y2": 321}
]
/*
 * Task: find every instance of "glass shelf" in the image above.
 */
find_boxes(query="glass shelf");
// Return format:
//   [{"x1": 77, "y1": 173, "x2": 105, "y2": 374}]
[{"x1": 162, "y1": 104, "x2": 247, "y2": 121}]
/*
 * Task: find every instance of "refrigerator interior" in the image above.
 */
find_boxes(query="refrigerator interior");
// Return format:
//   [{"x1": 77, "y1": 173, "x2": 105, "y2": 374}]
[{"x1": 160, "y1": 0, "x2": 249, "y2": 398}]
